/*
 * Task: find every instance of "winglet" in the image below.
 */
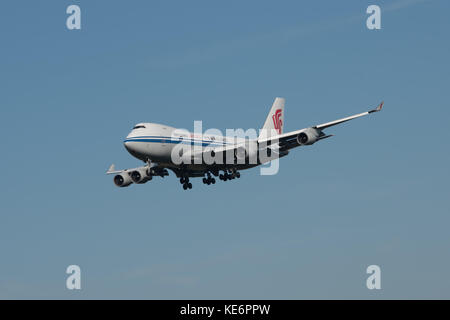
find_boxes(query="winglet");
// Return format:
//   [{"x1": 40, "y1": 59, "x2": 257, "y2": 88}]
[
  {"x1": 106, "y1": 164, "x2": 116, "y2": 174},
  {"x1": 369, "y1": 101, "x2": 384, "y2": 113}
]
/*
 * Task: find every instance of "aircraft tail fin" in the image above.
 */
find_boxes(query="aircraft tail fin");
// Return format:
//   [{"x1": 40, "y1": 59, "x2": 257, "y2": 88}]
[{"x1": 258, "y1": 97, "x2": 285, "y2": 141}]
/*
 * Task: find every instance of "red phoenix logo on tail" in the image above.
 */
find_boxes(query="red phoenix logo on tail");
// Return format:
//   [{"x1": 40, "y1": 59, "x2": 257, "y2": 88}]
[{"x1": 272, "y1": 109, "x2": 283, "y2": 134}]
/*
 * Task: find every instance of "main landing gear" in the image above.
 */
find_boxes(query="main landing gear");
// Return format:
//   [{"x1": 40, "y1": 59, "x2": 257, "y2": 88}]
[
  {"x1": 180, "y1": 169, "x2": 241, "y2": 190},
  {"x1": 180, "y1": 176, "x2": 192, "y2": 190},
  {"x1": 202, "y1": 172, "x2": 216, "y2": 185},
  {"x1": 219, "y1": 169, "x2": 240, "y2": 181}
]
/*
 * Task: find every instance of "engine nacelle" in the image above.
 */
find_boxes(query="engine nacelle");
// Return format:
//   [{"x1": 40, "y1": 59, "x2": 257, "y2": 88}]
[
  {"x1": 130, "y1": 167, "x2": 152, "y2": 184},
  {"x1": 297, "y1": 128, "x2": 320, "y2": 145},
  {"x1": 113, "y1": 173, "x2": 133, "y2": 187}
]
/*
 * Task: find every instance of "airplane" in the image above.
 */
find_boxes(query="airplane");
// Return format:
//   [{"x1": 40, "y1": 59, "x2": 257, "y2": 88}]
[{"x1": 107, "y1": 98, "x2": 383, "y2": 190}]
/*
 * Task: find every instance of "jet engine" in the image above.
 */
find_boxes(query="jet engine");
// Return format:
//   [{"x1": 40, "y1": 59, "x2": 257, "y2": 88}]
[
  {"x1": 113, "y1": 173, "x2": 133, "y2": 187},
  {"x1": 297, "y1": 128, "x2": 320, "y2": 145},
  {"x1": 130, "y1": 167, "x2": 152, "y2": 184}
]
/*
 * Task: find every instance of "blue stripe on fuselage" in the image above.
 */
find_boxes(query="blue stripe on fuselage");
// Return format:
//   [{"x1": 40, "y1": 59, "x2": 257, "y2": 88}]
[{"x1": 124, "y1": 137, "x2": 230, "y2": 147}]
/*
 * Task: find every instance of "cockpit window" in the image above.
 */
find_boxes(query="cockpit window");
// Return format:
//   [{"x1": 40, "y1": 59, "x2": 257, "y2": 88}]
[{"x1": 133, "y1": 125, "x2": 146, "y2": 129}]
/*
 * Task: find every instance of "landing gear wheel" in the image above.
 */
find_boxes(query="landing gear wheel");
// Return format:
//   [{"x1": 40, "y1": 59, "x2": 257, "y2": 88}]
[
  {"x1": 183, "y1": 184, "x2": 187, "y2": 190},
  {"x1": 236, "y1": 172, "x2": 240, "y2": 178},
  {"x1": 211, "y1": 178, "x2": 216, "y2": 184},
  {"x1": 188, "y1": 183, "x2": 192, "y2": 189},
  {"x1": 202, "y1": 178, "x2": 207, "y2": 184},
  {"x1": 219, "y1": 174, "x2": 224, "y2": 180}
]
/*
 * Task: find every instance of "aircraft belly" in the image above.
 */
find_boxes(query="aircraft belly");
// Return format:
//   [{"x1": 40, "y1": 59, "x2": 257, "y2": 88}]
[{"x1": 127, "y1": 141, "x2": 262, "y2": 170}]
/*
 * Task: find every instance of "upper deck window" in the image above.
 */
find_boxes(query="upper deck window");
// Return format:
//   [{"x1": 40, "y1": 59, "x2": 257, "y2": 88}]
[{"x1": 133, "y1": 125, "x2": 146, "y2": 129}]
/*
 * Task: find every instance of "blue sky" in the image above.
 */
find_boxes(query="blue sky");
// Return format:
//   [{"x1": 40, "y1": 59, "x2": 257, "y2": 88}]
[{"x1": 0, "y1": 0, "x2": 449, "y2": 299}]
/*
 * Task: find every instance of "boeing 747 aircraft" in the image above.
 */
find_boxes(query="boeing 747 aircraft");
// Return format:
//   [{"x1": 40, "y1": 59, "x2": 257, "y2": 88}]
[{"x1": 107, "y1": 98, "x2": 383, "y2": 190}]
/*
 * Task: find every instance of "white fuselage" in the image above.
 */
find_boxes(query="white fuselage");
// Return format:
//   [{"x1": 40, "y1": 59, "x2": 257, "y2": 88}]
[{"x1": 123, "y1": 122, "x2": 253, "y2": 172}]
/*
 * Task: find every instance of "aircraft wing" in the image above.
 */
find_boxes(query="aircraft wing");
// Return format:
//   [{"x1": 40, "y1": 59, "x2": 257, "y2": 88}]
[
  {"x1": 258, "y1": 102, "x2": 384, "y2": 151},
  {"x1": 314, "y1": 101, "x2": 384, "y2": 130},
  {"x1": 184, "y1": 142, "x2": 248, "y2": 163},
  {"x1": 106, "y1": 164, "x2": 123, "y2": 175},
  {"x1": 106, "y1": 163, "x2": 169, "y2": 177}
]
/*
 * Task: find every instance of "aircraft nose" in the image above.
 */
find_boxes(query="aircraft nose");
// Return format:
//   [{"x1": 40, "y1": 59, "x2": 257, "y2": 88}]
[
  {"x1": 124, "y1": 139, "x2": 133, "y2": 152},
  {"x1": 124, "y1": 130, "x2": 135, "y2": 147},
  {"x1": 124, "y1": 129, "x2": 142, "y2": 157}
]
